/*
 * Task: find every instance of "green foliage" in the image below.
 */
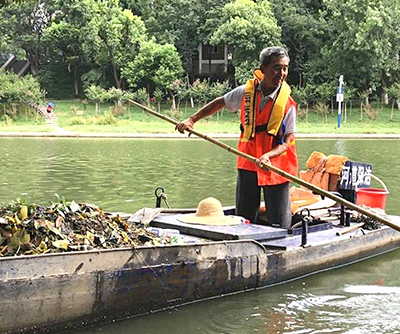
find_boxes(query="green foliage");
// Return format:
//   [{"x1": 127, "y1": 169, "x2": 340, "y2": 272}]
[
  {"x1": 314, "y1": 102, "x2": 329, "y2": 123},
  {"x1": 387, "y1": 83, "x2": 400, "y2": 101},
  {"x1": 97, "y1": 111, "x2": 117, "y2": 125},
  {"x1": 313, "y1": 0, "x2": 400, "y2": 91},
  {"x1": 0, "y1": 1, "x2": 56, "y2": 76},
  {"x1": 84, "y1": 85, "x2": 108, "y2": 104},
  {"x1": 210, "y1": 0, "x2": 282, "y2": 83},
  {"x1": 2, "y1": 0, "x2": 400, "y2": 105},
  {"x1": 271, "y1": 0, "x2": 326, "y2": 87},
  {"x1": 68, "y1": 110, "x2": 117, "y2": 126},
  {"x1": 153, "y1": 88, "x2": 163, "y2": 103},
  {"x1": 42, "y1": 18, "x2": 85, "y2": 96},
  {"x1": 0, "y1": 114, "x2": 13, "y2": 125},
  {"x1": 344, "y1": 86, "x2": 358, "y2": 102},
  {"x1": 190, "y1": 79, "x2": 211, "y2": 105},
  {"x1": 123, "y1": 40, "x2": 184, "y2": 91},
  {"x1": 168, "y1": 79, "x2": 187, "y2": 104},
  {"x1": 0, "y1": 70, "x2": 43, "y2": 104},
  {"x1": 209, "y1": 80, "x2": 230, "y2": 100},
  {"x1": 80, "y1": 69, "x2": 105, "y2": 90},
  {"x1": 82, "y1": 1, "x2": 147, "y2": 89},
  {"x1": 38, "y1": 61, "x2": 77, "y2": 99},
  {"x1": 153, "y1": 87, "x2": 163, "y2": 111},
  {"x1": 134, "y1": 88, "x2": 149, "y2": 105},
  {"x1": 164, "y1": 108, "x2": 181, "y2": 121},
  {"x1": 291, "y1": 86, "x2": 306, "y2": 106},
  {"x1": 315, "y1": 82, "x2": 335, "y2": 105},
  {"x1": 137, "y1": 0, "x2": 203, "y2": 74},
  {"x1": 386, "y1": 83, "x2": 400, "y2": 119},
  {"x1": 107, "y1": 87, "x2": 125, "y2": 106}
]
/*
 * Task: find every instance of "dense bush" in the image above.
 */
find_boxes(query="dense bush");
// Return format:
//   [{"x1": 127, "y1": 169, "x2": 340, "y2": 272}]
[{"x1": 0, "y1": 69, "x2": 43, "y2": 104}]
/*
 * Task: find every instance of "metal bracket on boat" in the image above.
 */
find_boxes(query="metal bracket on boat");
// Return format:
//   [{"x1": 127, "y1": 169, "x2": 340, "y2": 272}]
[
  {"x1": 299, "y1": 208, "x2": 312, "y2": 248},
  {"x1": 328, "y1": 191, "x2": 350, "y2": 226},
  {"x1": 155, "y1": 186, "x2": 171, "y2": 209}
]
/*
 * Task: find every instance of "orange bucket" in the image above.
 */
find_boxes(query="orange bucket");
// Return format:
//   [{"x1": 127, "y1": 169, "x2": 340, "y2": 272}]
[
  {"x1": 355, "y1": 174, "x2": 389, "y2": 210},
  {"x1": 356, "y1": 188, "x2": 389, "y2": 210}
]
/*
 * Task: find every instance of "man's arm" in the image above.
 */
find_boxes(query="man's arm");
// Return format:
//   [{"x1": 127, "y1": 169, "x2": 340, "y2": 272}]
[
  {"x1": 256, "y1": 105, "x2": 296, "y2": 167},
  {"x1": 175, "y1": 97, "x2": 225, "y2": 133}
]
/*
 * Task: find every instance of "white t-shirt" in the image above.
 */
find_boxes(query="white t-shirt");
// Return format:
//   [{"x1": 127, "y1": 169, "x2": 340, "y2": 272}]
[{"x1": 223, "y1": 84, "x2": 296, "y2": 134}]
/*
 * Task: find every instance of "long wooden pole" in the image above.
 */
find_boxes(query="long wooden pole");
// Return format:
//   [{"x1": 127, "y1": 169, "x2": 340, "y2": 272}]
[{"x1": 127, "y1": 99, "x2": 400, "y2": 232}]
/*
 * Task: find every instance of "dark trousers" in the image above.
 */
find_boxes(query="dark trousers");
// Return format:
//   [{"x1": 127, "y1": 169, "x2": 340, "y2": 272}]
[{"x1": 236, "y1": 169, "x2": 292, "y2": 228}]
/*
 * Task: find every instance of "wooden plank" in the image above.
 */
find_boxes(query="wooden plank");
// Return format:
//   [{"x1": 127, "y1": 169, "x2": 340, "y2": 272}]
[{"x1": 151, "y1": 213, "x2": 287, "y2": 241}]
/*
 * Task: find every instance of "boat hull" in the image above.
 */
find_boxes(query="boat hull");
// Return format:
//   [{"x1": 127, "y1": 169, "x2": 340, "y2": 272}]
[{"x1": 1, "y1": 222, "x2": 400, "y2": 333}]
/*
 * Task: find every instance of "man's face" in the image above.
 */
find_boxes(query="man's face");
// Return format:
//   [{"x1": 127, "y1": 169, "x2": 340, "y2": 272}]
[{"x1": 261, "y1": 55, "x2": 289, "y2": 89}]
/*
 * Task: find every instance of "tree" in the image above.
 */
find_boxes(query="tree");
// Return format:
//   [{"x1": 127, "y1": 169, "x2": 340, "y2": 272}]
[
  {"x1": 311, "y1": 0, "x2": 400, "y2": 94},
  {"x1": 0, "y1": 0, "x2": 55, "y2": 76},
  {"x1": 41, "y1": 0, "x2": 96, "y2": 96},
  {"x1": 270, "y1": 0, "x2": 327, "y2": 87},
  {"x1": 0, "y1": 69, "x2": 42, "y2": 104},
  {"x1": 210, "y1": 0, "x2": 282, "y2": 83},
  {"x1": 123, "y1": 40, "x2": 184, "y2": 105},
  {"x1": 128, "y1": 0, "x2": 231, "y2": 80},
  {"x1": 292, "y1": 86, "x2": 308, "y2": 121},
  {"x1": 387, "y1": 83, "x2": 400, "y2": 120},
  {"x1": 83, "y1": 0, "x2": 147, "y2": 89},
  {"x1": 136, "y1": 0, "x2": 201, "y2": 77},
  {"x1": 84, "y1": 84, "x2": 108, "y2": 113}
]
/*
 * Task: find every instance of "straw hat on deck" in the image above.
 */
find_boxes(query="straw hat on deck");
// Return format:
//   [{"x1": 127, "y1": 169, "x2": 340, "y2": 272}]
[{"x1": 178, "y1": 197, "x2": 240, "y2": 226}]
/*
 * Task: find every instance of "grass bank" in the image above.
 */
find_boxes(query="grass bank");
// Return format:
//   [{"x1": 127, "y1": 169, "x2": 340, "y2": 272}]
[{"x1": 1, "y1": 99, "x2": 400, "y2": 134}]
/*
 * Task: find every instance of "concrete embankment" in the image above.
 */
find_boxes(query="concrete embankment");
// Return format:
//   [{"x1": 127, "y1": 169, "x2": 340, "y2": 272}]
[{"x1": 0, "y1": 132, "x2": 400, "y2": 139}]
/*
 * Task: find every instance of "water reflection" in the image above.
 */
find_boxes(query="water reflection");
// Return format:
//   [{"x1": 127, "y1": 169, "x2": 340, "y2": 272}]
[
  {"x1": 0, "y1": 138, "x2": 398, "y2": 214},
  {"x1": 1, "y1": 137, "x2": 400, "y2": 333}
]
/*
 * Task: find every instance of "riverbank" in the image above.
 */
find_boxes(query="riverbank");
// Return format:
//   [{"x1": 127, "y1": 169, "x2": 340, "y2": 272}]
[
  {"x1": 2, "y1": 99, "x2": 400, "y2": 136},
  {"x1": 1, "y1": 131, "x2": 400, "y2": 139}
]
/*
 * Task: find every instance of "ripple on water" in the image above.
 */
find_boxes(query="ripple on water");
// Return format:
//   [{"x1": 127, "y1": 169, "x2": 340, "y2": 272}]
[{"x1": 270, "y1": 289, "x2": 400, "y2": 334}]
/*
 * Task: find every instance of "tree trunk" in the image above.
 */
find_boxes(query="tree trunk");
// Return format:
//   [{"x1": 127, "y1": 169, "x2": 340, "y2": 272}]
[
  {"x1": 208, "y1": 46, "x2": 212, "y2": 83},
  {"x1": 384, "y1": 92, "x2": 389, "y2": 105},
  {"x1": 25, "y1": 49, "x2": 39, "y2": 77},
  {"x1": 305, "y1": 103, "x2": 309, "y2": 123},
  {"x1": 73, "y1": 63, "x2": 79, "y2": 97},
  {"x1": 360, "y1": 101, "x2": 363, "y2": 121},
  {"x1": 391, "y1": 100, "x2": 395, "y2": 120},
  {"x1": 168, "y1": 90, "x2": 176, "y2": 110},
  {"x1": 110, "y1": 58, "x2": 121, "y2": 89},
  {"x1": 186, "y1": 74, "x2": 194, "y2": 108}
]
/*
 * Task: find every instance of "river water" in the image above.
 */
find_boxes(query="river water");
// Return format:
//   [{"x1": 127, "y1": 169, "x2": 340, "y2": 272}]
[{"x1": 1, "y1": 137, "x2": 400, "y2": 333}]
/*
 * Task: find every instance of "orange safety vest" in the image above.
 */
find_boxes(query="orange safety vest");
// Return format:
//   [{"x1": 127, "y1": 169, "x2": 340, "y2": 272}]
[{"x1": 237, "y1": 73, "x2": 298, "y2": 186}]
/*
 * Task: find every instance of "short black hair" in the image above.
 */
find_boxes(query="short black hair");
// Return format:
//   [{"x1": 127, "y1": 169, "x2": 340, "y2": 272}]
[{"x1": 260, "y1": 46, "x2": 289, "y2": 67}]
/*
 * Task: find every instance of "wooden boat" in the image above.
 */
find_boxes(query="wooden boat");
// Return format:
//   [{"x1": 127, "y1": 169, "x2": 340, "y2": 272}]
[{"x1": 2, "y1": 204, "x2": 400, "y2": 334}]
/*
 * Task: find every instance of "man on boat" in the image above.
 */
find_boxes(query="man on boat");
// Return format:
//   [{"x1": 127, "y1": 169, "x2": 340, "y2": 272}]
[{"x1": 176, "y1": 46, "x2": 298, "y2": 228}]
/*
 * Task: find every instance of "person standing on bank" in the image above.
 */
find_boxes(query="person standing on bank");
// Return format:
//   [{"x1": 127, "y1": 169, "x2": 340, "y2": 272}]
[{"x1": 176, "y1": 46, "x2": 298, "y2": 229}]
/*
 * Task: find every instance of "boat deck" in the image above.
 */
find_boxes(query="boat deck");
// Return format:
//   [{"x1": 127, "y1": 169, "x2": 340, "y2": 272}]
[
  {"x1": 262, "y1": 224, "x2": 364, "y2": 250},
  {"x1": 151, "y1": 213, "x2": 400, "y2": 251}
]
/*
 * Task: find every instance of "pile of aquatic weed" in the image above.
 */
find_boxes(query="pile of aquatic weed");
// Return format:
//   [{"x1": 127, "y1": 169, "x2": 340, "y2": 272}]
[{"x1": 0, "y1": 197, "x2": 165, "y2": 257}]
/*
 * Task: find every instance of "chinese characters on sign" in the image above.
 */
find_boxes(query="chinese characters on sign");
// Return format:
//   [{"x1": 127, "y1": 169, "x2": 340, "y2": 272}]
[{"x1": 339, "y1": 161, "x2": 372, "y2": 190}]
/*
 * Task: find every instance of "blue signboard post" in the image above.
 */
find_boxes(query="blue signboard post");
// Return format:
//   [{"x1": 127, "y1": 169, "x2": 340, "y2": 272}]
[{"x1": 336, "y1": 75, "x2": 344, "y2": 128}]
